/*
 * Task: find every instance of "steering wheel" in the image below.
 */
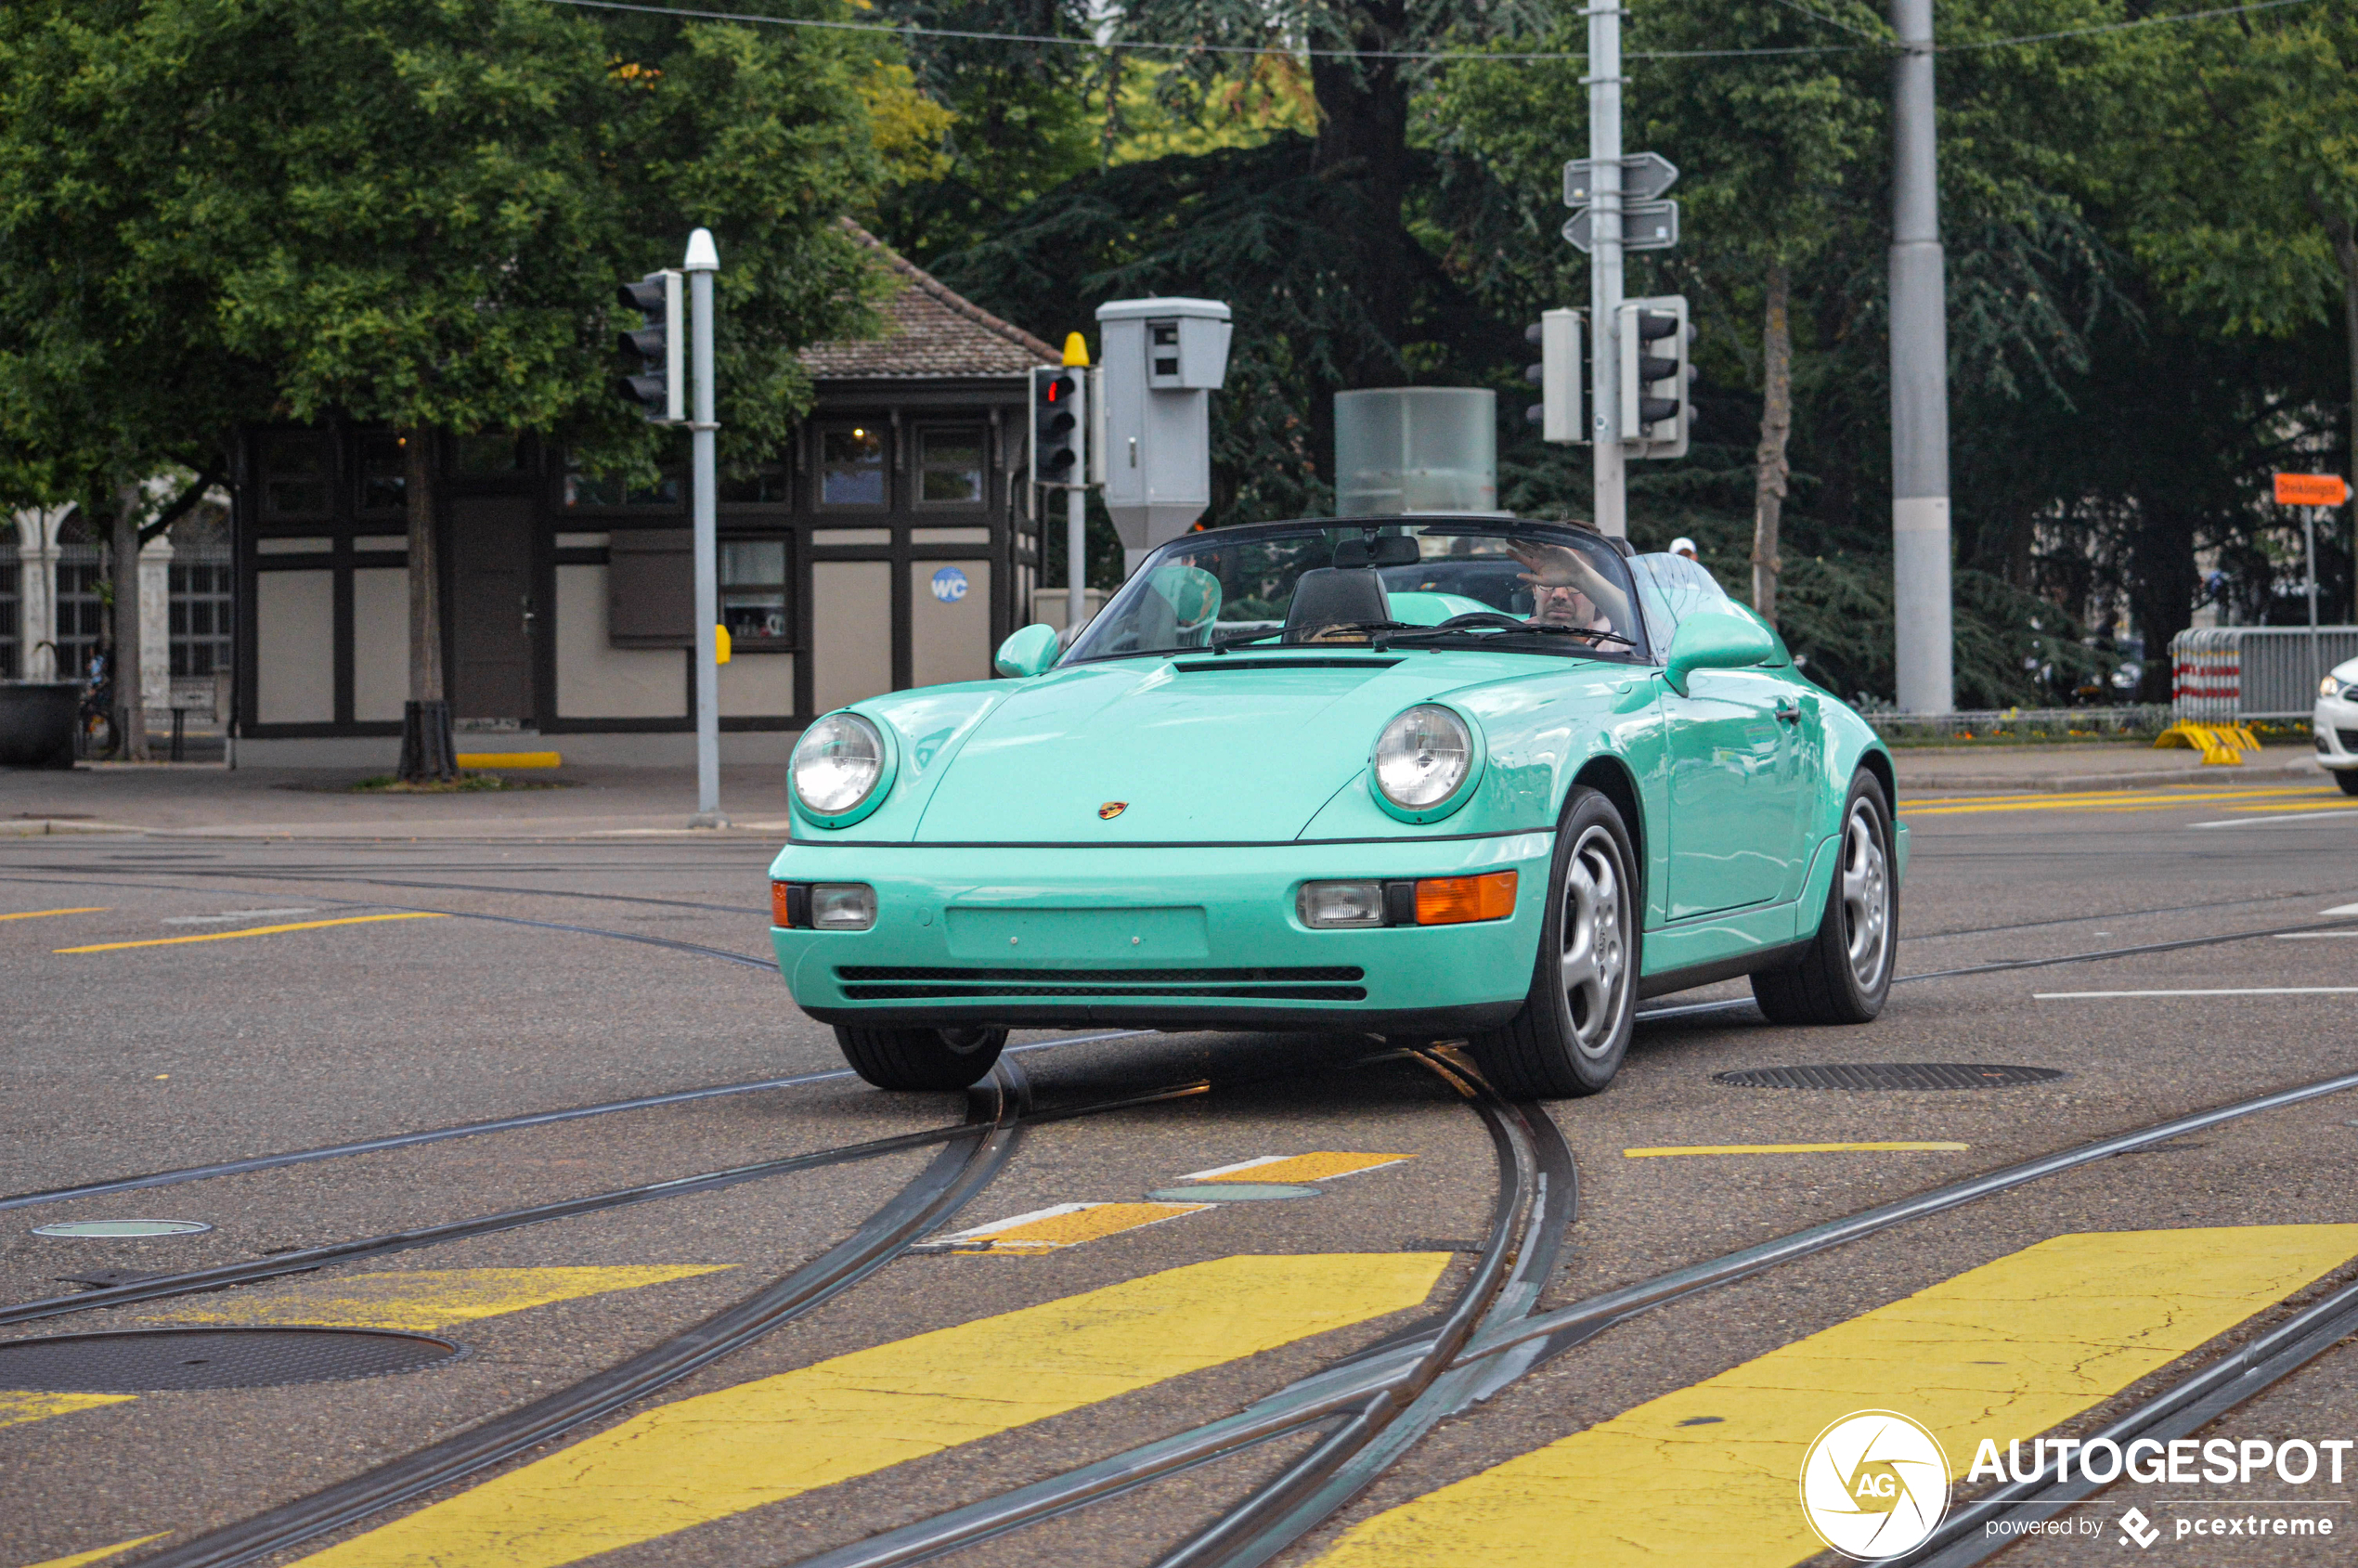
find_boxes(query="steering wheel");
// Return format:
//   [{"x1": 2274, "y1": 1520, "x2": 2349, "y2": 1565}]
[{"x1": 1432, "y1": 611, "x2": 1535, "y2": 631}]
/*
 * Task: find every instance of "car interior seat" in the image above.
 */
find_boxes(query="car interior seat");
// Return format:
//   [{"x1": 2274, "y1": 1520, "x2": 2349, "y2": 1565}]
[{"x1": 1284, "y1": 568, "x2": 1392, "y2": 643}]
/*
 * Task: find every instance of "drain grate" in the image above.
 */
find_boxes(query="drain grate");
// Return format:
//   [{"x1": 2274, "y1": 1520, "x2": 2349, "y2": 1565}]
[
  {"x1": 0, "y1": 1328, "x2": 461, "y2": 1392},
  {"x1": 1713, "y1": 1063, "x2": 2067, "y2": 1092}
]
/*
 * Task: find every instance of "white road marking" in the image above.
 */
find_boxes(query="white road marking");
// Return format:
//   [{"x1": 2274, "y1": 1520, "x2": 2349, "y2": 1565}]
[
  {"x1": 2326, "y1": 902, "x2": 2358, "y2": 915},
  {"x1": 2192, "y1": 810, "x2": 2358, "y2": 827},
  {"x1": 160, "y1": 907, "x2": 317, "y2": 926},
  {"x1": 2275, "y1": 932, "x2": 2358, "y2": 940},
  {"x1": 2036, "y1": 987, "x2": 2358, "y2": 999}
]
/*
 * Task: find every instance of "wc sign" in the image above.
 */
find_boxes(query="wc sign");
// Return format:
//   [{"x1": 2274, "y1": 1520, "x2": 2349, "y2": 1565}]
[{"x1": 930, "y1": 566, "x2": 970, "y2": 603}]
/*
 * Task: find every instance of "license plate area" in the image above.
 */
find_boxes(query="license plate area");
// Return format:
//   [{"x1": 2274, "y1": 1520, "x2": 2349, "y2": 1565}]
[{"x1": 943, "y1": 906, "x2": 1210, "y2": 961}]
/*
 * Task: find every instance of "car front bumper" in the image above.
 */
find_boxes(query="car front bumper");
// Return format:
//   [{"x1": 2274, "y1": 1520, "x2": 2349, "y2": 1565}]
[
  {"x1": 2317, "y1": 697, "x2": 2358, "y2": 769},
  {"x1": 767, "y1": 833, "x2": 1556, "y2": 1032}
]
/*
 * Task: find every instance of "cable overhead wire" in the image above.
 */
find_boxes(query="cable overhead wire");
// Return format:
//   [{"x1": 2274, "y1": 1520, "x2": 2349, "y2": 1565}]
[{"x1": 541, "y1": 0, "x2": 2326, "y2": 63}]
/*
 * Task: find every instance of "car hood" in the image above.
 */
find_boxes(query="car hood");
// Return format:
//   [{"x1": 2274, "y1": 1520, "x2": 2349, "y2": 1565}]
[{"x1": 907, "y1": 654, "x2": 1535, "y2": 843}]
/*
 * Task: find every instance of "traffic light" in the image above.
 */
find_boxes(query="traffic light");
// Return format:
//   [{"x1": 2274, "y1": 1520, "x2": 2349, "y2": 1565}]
[
  {"x1": 1617, "y1": 294, "x2": 1693, "y2": 459},
  {"x1": 1523, "y1": 308, "x2": 1583, "y2": 445},
  {"x1": 1030, "y1": 364, "x2": 1086, "y2": 486},
  {"x1": 615, "y1": 269, "x2": 684, "y2": 423}
]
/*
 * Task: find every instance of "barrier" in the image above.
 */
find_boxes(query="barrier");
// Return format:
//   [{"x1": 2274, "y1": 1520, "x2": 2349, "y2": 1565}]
[
  {"x1": 2171, "y1": 626, "x2": 2358, "y2": 720},
  {"x1": 2154, "y1": 720, "x2": 2261, "y2": 766}
]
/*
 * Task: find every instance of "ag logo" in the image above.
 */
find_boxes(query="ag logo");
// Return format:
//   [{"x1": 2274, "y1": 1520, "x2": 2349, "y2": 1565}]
[
  {"x1": 1798, "y1": 1410, "x2": 1950, "y2": 1562},
  {"x1": 1098, "y1": 801, "x2": 1127, "y2": 820}
]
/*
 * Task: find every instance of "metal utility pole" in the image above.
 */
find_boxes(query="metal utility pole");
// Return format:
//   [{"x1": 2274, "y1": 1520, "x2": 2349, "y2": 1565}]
[
  {"x1": 684, "y1": 227, "x2": 724, "y2": 828},
  {"x1": 1065, "y1": 334, "x2": 1089, "y2": 629},
  {"x1": 1587, "y1": 0, "x2": 1626, "y2": 538},
  {"x1": 1889, "y1": 0, "x2": 1953, "y2": 713}
]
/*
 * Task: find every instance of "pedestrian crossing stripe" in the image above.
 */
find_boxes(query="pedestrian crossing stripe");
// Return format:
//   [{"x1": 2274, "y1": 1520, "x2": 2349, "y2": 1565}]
[
  {"x1": 0, "y1": 1391, "x2": 136, "y2": 1432},
  {"x1": 918, "y1": 1201, "x2": 1210, "y2": 1253},
  {"x1": 291, "y1": 1252, "x2": 1453, "y2": 1568},
  {"x1": 144, "y1": 1265, "x2": 736, "y2": 1331},
  {"x1": 1308, "y1": 1225, "x2": 2358, "y2": 1568},
  {"x1": 1182, "y1": 1153, "x2": 1416, "y2": 1184},
  {"x1": 14, "y1": 1533, "x2": 168, "y2": 1568}
]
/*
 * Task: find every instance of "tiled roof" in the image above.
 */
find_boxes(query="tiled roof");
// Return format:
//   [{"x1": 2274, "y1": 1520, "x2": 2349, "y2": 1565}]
[{"x1": 799, "y1": 221, "x2": 1060, "y2": 381}]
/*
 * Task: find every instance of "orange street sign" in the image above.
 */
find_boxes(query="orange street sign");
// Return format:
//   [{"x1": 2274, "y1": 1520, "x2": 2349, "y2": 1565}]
[{"x1": 2274, "y1": 473, "x2": 2350, "y2": 507}]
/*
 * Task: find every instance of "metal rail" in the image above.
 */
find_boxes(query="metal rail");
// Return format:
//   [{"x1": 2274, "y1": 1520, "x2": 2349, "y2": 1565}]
[{"x1": 119, "y1": 1059, "x2": 1031, "y2": 1568}]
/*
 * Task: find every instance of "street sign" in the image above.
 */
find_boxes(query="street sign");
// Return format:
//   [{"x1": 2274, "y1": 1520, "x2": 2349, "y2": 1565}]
[
  {"x1": 1564, "y1": 152, "x2": 1678, "y2": 207},
  {"x1": 2274, "y1": 473, "x2": 2350, "y2": 507},
  {"x1": 1563, "y1": 200, "x2": 1679, "y2": 255}
]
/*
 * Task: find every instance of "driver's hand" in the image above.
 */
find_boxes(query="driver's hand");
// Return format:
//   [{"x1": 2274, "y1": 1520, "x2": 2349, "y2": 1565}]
[{"x1": 1507, "y1": 541, "x2": 1586, "y2": 587}]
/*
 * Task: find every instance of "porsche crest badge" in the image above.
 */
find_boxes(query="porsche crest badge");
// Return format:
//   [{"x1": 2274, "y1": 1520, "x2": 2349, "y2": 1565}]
[{"x1": 1098, "y1": 801, "x2": 1128, "y2": 820}]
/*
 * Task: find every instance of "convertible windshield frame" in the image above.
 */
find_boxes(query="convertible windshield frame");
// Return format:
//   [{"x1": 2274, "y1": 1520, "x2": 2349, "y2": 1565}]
[{"x1": 1061, "y1": 517, "x2": 1656, "y2": 668}]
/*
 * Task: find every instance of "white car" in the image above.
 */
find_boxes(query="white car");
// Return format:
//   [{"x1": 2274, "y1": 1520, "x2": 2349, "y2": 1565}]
[{"x1": 2318, "y1": 656, "x2": 2358, "y2": 795}]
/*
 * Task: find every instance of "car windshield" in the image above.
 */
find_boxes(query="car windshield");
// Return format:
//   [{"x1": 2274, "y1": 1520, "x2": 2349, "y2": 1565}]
[{"x1": 1064, "y1": 521, "x2": 1649, "y2": 665}]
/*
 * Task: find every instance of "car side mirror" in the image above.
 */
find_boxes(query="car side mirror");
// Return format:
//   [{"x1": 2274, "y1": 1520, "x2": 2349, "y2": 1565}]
[
  {"x1": 1664, "y1": 612, "x2": 1777, "y2": 697},
  {"x1": 994, "y1": 623, "x2": 1061, "y2": 679}
]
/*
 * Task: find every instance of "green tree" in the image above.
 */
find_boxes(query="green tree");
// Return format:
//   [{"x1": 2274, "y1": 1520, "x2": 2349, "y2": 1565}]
[{"x1": 0, "y1": 0, "x2": 890, "y2": 776}]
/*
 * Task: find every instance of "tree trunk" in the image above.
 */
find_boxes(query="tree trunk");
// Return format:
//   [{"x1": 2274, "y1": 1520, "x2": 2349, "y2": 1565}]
[
  {"x1": 109, "y1": 482, "x2": 149, "y2": 760},
  {"x1": 1751, "y1": 261, "x2": 1794, "y2": 627},
  {"x1": 396, "y1": 428, "x2": 455, "y2": 782},
  {"x1": 1307, "y1": 0, "x2": 1412, "y2": 369},
  {"x1": 2329, "y1": 214, "x2": 2358, "y2": 622}
]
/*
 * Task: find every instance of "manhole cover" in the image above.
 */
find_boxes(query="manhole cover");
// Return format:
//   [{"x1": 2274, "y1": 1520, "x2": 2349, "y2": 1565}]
[
  {"x1": 1712, "y1": 1064, "x2": 2067, "y2": 1092},
  {"x1": 32, "y1": 1219, "x2": 212, "y2": 1238},
  {"x1": 0, "y1": 1328, "x2": 461, "y2": 1392}
]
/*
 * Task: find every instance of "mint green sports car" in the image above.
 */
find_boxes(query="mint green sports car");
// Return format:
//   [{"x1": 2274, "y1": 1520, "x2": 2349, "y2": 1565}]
[{"x1": 769, "y1": 517, "x2": 1903, "y2": 1098}]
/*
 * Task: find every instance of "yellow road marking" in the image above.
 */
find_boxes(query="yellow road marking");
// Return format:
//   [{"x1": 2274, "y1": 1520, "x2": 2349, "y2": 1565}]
[
  {"x1": 144, "y1": 1265, "x2": 734, "y2": 1332},
  {"x1": 56, "y1": 913, "x2": 448, "y2": 953},
  {"x1": 1310, "y1": 1225, "x2": 2358, "y2": 1568},
  {"x1": 0, "y1": 1391, "x2": 136, "y2": 1432},
  {"x1": 1905, "y1": 787, "x2": 2332, "y2": 818},
  {"x1": 926, "y1": 1201, "x2": 1208, "y2": 1253},
  {"x1": 1623, "y1": 1142, "x2": 1967, "y2": 1158},
  {"x1": 294, "y1": 1252, "x2": 1451, "y2": 1568},
  {"x1": 1908, "y1": 784, "x2": 2313, "y2": 808},
  {"x1": 1183, "y1": 1152, "x2": 1416, "y2": 1184},
  {"x1": 0, "y1": 907, "x2": 109, "y2": 922},
  {"x1": 455, "y1": 751, "x2": 560, "y2": 770},
  {"x1": 2037, "y1": 987, "x2": 2358, "y2": 999},
  {"x1": 16, "y1": 1534, "x2": 169, "y2": 1568}
]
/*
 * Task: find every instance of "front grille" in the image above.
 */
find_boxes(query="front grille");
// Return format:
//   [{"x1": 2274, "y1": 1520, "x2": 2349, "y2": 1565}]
[
  {"x1": 2339, "y1": 729, "x2": 2358, "y2": 753},
  {"x1": 836, "y1": 965, "x2": 1363, "y2": 983},
  {"x1": 840, "y1": 982, "x2": 1367, "y2": 1001}
]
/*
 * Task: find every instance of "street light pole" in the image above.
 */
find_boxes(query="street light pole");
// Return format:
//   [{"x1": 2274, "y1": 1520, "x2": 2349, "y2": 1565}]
[
  {"x1": 1587, "y1": 0, "x2": 1626, "y2": 538},
  {"x1": 1889, "y1": 0, "x2": 1953, "y2": 713},
  {"x1": 684, "y1": 227, "x2": 724, "y2": 828}
]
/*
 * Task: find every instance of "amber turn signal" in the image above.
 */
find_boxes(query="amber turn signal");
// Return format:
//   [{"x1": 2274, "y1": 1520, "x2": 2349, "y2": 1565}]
[
  {"x1": 771, "y1": 880, "x2": 795, "y2": 927},
  {"x1": 1414, "y1": 871, "x2": 1518, "y2": 925}
]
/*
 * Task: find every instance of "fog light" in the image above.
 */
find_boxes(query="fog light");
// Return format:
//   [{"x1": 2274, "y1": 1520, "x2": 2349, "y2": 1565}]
[
  {"x1": 1415, "y1": 871, "x2": 1517, "y2": 925},
  {"x1": 1298, "y1": 881, "x2": 1386, "y2": 928},
  {"x1": 810, "y1": 884, "x2": 876, "y2": 930}
]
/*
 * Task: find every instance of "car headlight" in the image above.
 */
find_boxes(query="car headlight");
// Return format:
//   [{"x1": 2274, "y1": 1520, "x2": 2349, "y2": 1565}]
[
  {"x1": 1373, "y1": 705, "x2": 1472, "y2": 811},
  {"x1": 792, "y1": 713, "x2": 887, "y2": 819},
  {"x1": 2325, "y1": 676, "x2": 2346, "y2": 700}
]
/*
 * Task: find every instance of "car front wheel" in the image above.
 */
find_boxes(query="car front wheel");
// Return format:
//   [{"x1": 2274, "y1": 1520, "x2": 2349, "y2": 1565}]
[
  {"x1": 1471, "y1": 786, "x2": 1639, "y2": 1099},
  {"x1": 835, "y1": 1025, "x2": 1007, "y2": 1091},
  {"x1": 1751, "y1": 771, "x2": 1897, "y2": 1025},
  {"x1": 2337, "y1": 769, "x2": 2358, "y2": 797}
]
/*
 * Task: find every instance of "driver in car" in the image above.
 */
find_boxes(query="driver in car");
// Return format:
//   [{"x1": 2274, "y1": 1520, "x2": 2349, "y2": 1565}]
[{"x1": 1509, "y1": 538, "x2": 1630, "y2": 642}]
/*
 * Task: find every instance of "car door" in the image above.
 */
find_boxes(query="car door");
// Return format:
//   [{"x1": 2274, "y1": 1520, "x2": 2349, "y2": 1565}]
[{"x1": 1662, "y1": 665, "x2": 1810, "y2": 919}]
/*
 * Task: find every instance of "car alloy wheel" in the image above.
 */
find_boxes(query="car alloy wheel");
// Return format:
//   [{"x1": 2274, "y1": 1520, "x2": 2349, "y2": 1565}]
[
  {"x1": 1839, "y1": 795, "x2": 1892, "y2": 993},
  {"x1": 1561, "y1": 823, "x2": 1631, "y2": 1059}
]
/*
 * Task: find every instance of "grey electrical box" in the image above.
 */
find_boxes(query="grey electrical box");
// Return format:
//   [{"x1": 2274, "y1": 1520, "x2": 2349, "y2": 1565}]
[{"x1": 1095, "y1": 296, "x2": 1232, "y2": 574}]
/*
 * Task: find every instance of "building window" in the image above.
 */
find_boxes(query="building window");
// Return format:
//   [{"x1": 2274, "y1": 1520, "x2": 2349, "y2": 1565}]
[
  {"x1": 719, "y1": 538, "x2": 791, "y2": 645},
  {"x1": 564, "y1": 454, "x2": 680, "y2": 509},
  {"x1": 0, "y1": 555, "x2": 17, "y2": 680},
  {"x1": 53, "y1": 549, "x2": 104, "y2": 680},
  {"x1": 359, "y1": 434, "x2": 407, "y2": 512},
  {"x1": 820, "y1": 426, "x2": 887, "y2": 507},
  {"x1": 261, "y1": 433, "x2": 332, "y2": 517},
  {"x1": 918, "y1": 428, "x2": 986, "y2": 506},
  {"x1": 452, "y1": 432, "x2": 525, "y2": 475},
  {"x1": 719, "y1": 464, "x2": 793, "y2": 504},
  {"x1": 169, "y1": 563, "x2": 234, "y2": 678}
]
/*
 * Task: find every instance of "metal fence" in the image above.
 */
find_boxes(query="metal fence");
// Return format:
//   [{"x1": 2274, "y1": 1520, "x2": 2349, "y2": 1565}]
[{"x1": 2170, "y1": 626, "x2": 2358, "y2": 720}]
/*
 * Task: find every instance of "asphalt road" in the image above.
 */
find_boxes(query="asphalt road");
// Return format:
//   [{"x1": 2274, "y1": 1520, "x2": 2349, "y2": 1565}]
[{"x1": 5, "y1": 774, "x2": 2358, "y2": 1568}]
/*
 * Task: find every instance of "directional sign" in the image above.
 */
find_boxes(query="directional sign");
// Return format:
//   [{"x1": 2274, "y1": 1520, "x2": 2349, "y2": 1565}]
[
  {"x1": 2274, "y1": 473, "x2": 2351, "y2": 507},
  {"x1": 1563, "y1": 152, "x2": 1679, "y2": 208},
  {"x1": 1563, "y1": 200, "x2": 1679, "y2": 255}
]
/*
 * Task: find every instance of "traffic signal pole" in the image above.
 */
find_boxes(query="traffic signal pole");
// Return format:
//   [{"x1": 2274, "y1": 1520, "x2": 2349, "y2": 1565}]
[
  {"x1": 1587, "y1": 1, "x2": 1626, "y2": 538},
  {"x1": 684, "y1": 227, "x2": 723, "y2": 827},
  {"x1": 1889, "y1": 0, "x2": 1954, "y2": 713}
]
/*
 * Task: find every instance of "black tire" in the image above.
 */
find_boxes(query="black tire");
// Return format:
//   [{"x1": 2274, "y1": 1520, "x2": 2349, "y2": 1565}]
[
  {"x1": 2337, "y1": 769, "x2": 2358, "y2": 797},
  {"x1": 835, "y1": 1024, "x2": 1007, "y2": 1091},
  {"x1": 1470, "y1": 786, "x2": 1640, "y2": 1099},
  {"x1": 1752, "y1": 771, "x2": 1898, "y2": 1025}
]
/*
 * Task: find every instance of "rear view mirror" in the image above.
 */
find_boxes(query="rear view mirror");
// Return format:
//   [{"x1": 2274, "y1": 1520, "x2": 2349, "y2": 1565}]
[{"x1": 994, "y1": 623, "x2": 1061, "y2": 679}]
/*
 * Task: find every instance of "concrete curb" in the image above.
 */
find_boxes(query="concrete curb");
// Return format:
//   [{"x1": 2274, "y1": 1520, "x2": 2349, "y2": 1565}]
[{"x1": 1899, "y1": 758, "x2": 2331, "y2": 795}]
